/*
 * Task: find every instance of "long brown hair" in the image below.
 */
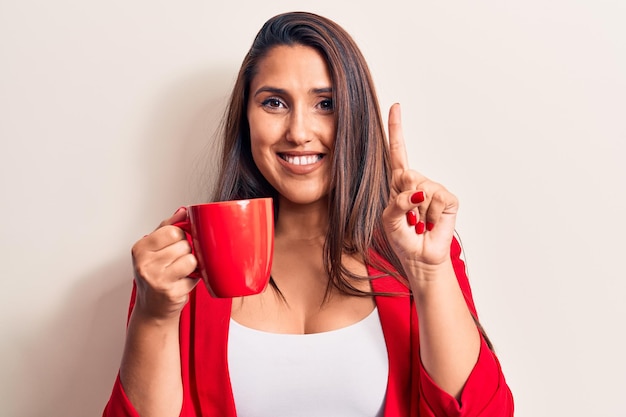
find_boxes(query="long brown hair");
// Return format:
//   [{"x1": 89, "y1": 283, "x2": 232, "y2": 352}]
[
  {"x1": 213, "y1": 11, "x2": 405, "y2": 296},
  {"x1": 212, "y1": 11, "x2": 494, "y2": 349}
]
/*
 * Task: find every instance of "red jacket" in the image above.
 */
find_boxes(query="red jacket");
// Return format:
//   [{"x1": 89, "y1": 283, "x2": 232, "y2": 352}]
[{"x1": 103, "y1": 239, "x2": 513, "y2": 416}]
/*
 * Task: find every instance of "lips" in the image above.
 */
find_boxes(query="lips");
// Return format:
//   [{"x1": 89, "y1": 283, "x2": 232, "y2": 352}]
[
  {"x1": 278, "y1": 153, "x2": 323, "y2": 166},
  {"x1": 276, "y1": 152, "x2": 326, "y2": 174}
]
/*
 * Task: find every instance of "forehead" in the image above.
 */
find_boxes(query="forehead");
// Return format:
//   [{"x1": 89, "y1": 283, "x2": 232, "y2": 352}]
[{"x1": 250, "y1": 45, "x2": 332, "y2": 89}]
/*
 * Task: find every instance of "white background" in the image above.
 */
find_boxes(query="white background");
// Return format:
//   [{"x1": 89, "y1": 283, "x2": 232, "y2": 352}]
[{"x1": 1, "y1": 1, "x2": 624, "y2": 416}]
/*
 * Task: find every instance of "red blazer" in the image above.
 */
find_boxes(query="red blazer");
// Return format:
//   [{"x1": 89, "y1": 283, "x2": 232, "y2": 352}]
[{"x1": 103, "y1": 238, "x2": 513, "y2": 416}]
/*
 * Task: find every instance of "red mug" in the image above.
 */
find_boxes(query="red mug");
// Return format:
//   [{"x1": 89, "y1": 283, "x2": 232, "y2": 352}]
[{"x1": 175, "y1": 198, "x2": 274, "y2": 298}]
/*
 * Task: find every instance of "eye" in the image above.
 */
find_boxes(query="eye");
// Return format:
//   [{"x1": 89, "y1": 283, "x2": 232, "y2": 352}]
[
  {"x1": 318, "y1": 98, "x2": 334, "y2": 111},
  {"x1": 261, "y1": 97, "x2": 285, "y2": 109}
]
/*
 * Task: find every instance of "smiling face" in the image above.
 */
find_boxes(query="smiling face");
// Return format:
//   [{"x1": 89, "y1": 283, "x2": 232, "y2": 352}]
[{"x1": 247, "y1": 45, "x2": 336, "y2": 207}]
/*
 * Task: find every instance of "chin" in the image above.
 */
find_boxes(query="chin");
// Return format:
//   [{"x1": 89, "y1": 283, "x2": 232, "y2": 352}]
[{"x1": 278, "y1": 191, "x2": 329, "y2": 207}]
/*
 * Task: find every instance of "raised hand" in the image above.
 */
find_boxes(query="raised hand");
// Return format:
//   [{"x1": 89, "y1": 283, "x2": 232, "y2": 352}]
[
  {"x1": 131, "y1": 207, "x2": 199, "y2": 320},
  {"x1": 382, "y1": 103, "x2": 459, "y2": 273},
  {"x1": 382, "y1": 104, "x2": 483, "y2": 399}
]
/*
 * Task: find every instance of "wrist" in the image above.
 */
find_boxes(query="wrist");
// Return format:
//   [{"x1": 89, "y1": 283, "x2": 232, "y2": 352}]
[
  {"x1": 404, "y1": 260, "x2": 458, "y2": 296},
  {"x1": 130, "y1": 301, "x2": 183, "y2": 329},
  {"x1": 403, "y1": 257, "x2": 454, "y2": 282}
]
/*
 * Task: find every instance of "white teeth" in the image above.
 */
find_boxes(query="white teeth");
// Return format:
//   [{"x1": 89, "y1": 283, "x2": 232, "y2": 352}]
[{"x1": 282, "y1": 155, "x2": 321, "y2": 166}]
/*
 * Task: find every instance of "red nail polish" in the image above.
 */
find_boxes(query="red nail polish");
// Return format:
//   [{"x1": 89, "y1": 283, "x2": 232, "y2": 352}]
[
  {"x1": 416, "y1": 221, "x2": 425, "y2": 234},
  {"x1": 406, "y1": 211, "x2": 417, "y2": 226},
  {"x1": 426, "y1": 222, "x2": 435, "y2": 231},
  {"x1": 173, "y1": 206, "x2": 186, "y2": 215},
  {"x1": 410, "y1": 191, "x2": 425, "y2": 204}
]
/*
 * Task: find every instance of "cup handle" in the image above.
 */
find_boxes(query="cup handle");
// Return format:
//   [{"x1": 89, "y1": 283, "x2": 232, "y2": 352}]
[{"x1": 172, "y1": 219, "x2": 203, "y2": 280}]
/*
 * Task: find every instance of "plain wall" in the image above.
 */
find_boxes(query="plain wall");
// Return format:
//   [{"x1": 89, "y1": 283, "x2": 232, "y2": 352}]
[{"x1": 1, "y1": 1, "x2": 624, "y2": 416}]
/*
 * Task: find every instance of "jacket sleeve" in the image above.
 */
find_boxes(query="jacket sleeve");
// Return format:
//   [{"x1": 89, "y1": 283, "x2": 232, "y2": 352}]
[
  {"x1": 416, "y1": 237, "x2": 514, "y2": 417},
  {"x1": 102, "y1": 284, "x2": 141, "y2": 417},
  {"x1": 102, "y1": 372, "x2": 141, "y2": 417}
]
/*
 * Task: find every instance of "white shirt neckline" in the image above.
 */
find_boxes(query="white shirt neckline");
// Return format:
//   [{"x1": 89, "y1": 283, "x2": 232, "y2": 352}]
[{"x1": 227, "y1": 307, "x2": 389, "y2": 417}]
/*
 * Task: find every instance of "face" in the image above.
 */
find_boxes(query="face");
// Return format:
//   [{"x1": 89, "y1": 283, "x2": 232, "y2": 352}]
[{"x1": 247, "y1": 45, "x2": 336, "y2": 207}]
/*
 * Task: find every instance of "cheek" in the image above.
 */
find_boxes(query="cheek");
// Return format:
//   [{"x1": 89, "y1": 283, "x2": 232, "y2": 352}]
[
  {"x1": 247, "y1": 116, "x2": 266, "y2": 156},
  {"x1": 248, "y1": 113, "x2": 278, "y2": 146},
  {"x1": 323, "y1": 118, "x2": 337, "y2": 148},
  {"x1": 249, "y1": 130, "x2": 271, "y2": 159},
  {"x1": 323, "y1": 117, "x2": 337, "y2": 144},
  {"x1": 249, "y1": 136, "x2": 265, "y2": 170},
  {"x1": 248, "y1": 133, "x2": 275, "y2": 178},
  {"x1": 248, "y1": 119, "x2": 286, "y2": 166}
]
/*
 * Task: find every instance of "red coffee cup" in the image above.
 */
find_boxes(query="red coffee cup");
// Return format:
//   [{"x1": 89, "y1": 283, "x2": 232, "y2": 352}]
[{"x1": 175, "y1": 198, "x2": 274, "y2": 298}]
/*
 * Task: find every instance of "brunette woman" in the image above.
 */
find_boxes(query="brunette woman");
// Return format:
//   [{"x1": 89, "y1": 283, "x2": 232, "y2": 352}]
[{"x1": 104, "y1": 11, "x2": 513, "y2": 417}]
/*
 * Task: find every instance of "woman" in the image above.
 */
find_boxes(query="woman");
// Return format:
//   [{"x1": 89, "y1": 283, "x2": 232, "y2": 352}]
[{"x1": 104, "y1": 11, "x2": 513, "y2": 417}]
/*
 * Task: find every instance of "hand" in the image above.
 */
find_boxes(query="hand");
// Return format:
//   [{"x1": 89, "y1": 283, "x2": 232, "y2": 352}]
[
  {"x1": 382, "y1": 104, "x2": 459, "y2": 273},
  {"x1": 131, "y1": 207, "x2": 199, "y2": 320}
]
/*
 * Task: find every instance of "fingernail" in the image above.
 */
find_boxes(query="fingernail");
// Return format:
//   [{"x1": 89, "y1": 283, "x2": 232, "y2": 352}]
[
  {"x1": 173, "y1": 206, "x2": 186, "y2": 215},
  {"x1": 416, "y1": 221, "x2": 425, "y2": 234},
  {"x1": 406, "y1": 211, "x2": 417, "y2": 226},
  {"x1": 410, "y1": 191, "x2": 425, "y2": 204},
  {"x1": 426, "y1": 222, "x2": 435, "y2": 231}
]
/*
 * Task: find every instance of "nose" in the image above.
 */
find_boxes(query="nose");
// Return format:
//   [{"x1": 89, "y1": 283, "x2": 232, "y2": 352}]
[{"x1": 285, "y1": 107, "x2": 313, "y2": 145}]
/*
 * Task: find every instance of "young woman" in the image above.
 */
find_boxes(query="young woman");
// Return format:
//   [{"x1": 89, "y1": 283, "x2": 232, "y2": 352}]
[{"x1": 104, "y1": 11, "x2": 513, "y2": 417}]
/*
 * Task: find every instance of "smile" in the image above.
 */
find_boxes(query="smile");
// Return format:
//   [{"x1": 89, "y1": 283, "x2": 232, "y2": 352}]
[{"x1": 278, "y1": 154, "x2": 324, "y2": 166}]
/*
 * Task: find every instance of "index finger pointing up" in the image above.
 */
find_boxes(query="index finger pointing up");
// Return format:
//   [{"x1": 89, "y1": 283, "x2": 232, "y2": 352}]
[{"x1": 388, "y1": 103, "x2": 409, "y2": 171}]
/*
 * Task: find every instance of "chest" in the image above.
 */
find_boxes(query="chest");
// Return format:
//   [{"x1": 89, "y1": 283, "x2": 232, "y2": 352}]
[{"x1": 230, "y1": 250, "x2": 374, "y2": 334}]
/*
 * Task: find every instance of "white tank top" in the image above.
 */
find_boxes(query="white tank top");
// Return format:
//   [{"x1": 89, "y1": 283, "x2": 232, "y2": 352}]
[{"x1": 227, "y1": 307, "x2": 389, "y2": 417}]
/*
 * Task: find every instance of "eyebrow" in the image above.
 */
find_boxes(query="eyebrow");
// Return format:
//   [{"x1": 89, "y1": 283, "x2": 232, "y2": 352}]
[{"x1": 253, "y1": 86, "x2": 333, "y2": 97}]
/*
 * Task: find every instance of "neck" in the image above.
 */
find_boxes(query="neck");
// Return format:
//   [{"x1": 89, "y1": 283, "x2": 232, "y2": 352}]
[{"x1": 275, "y1": 197, "x2": 329, "y2": 243}]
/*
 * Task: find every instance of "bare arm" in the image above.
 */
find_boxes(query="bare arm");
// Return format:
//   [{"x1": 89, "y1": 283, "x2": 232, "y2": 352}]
[
  {"x1": 405, "y1": 261, "x2": 480, "y2": 399},
  {"x1": 120, "y1": 309, "x2": 183, "y2": 416}
]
